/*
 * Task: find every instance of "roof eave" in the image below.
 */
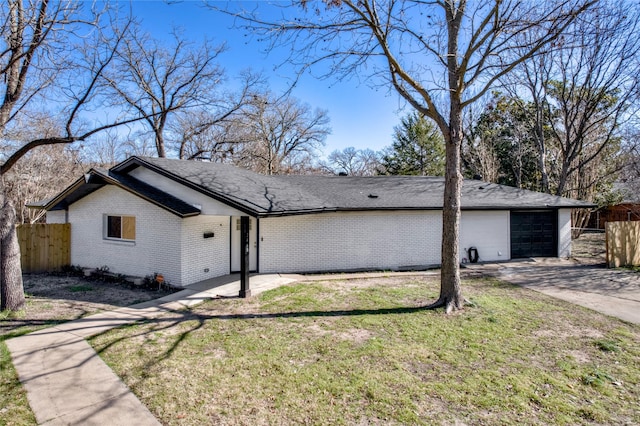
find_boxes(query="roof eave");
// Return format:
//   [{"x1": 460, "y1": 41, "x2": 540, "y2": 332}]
[
  {"x1": 94, "y1": 169, "x2": 201, "y2": 218},
  {"x1": 28, "y1": 175, "x2": 88, "y2": 211},
  {"x1": 254, "y1": 203, "x2": 597, "y2": 217},
  {"x1": 33, "y1": 168, "x2": 201, "y2": 218}
]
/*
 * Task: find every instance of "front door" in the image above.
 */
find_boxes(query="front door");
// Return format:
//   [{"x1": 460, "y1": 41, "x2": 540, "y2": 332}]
[{"x1": 231, "y1": 216, "x2": 257, "y2": 272}]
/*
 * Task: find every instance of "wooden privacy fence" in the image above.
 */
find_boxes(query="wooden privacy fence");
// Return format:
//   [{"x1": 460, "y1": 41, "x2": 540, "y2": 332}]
[
  {"x1": 606, "y1": 221, "x2": 640, "y2": 268},
  {"x1": 17, "y1": 223, "x2": 71, "y2": 273}
]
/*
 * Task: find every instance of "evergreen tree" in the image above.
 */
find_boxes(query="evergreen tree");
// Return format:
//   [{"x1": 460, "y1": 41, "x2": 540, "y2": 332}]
[{"x1": 381, "y1": 113, "x2": 445, "y2": 176}]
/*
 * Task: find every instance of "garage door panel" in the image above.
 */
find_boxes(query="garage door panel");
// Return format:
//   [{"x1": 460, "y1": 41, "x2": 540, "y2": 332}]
[{"x1": 510, "y1": 211, "x2": 557, "y2": 258}]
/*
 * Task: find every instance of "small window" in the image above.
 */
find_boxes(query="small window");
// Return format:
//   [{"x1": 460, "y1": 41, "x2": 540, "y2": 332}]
[{"x1": 105, "y1": 215, "x2": 136, "y2": 241}]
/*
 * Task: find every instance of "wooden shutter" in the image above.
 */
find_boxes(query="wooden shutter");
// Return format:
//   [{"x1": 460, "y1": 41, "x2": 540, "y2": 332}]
[{"x1": 122, "y1": 216, "x2": 136, "y2": 240}]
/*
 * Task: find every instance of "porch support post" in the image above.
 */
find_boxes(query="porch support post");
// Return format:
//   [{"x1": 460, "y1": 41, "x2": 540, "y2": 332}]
[{"x1": 239, "y1": 215, "x2": 251, "y2": 298}]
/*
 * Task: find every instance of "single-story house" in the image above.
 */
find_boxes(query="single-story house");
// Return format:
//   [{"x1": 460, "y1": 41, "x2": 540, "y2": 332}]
[{"x1": 32, "y1": 156, "x2": 594, "y2": 287}]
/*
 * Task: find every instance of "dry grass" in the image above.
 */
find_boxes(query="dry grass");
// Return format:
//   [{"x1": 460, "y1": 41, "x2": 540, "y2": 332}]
[{"x1": 1, "y1": 274, "x2": 175, "y2": 340}]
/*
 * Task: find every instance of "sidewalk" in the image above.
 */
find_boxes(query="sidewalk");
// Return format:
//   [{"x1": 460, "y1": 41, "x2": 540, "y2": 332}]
[{"x1": 6, "y1": 274, "x2": 299, "y2": 425}]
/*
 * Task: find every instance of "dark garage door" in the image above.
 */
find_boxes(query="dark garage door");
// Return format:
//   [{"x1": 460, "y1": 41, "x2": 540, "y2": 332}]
[{"x1": 510, "y1": 211, "x2": 557, "y2": 258}]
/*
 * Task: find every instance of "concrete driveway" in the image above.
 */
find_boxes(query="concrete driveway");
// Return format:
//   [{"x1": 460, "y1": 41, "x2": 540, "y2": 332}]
[{"x1": 465, "y1": 258, "x2": 640, "y2": 325}]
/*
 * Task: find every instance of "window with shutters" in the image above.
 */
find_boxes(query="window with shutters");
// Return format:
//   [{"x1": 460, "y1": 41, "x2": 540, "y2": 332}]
[{"x1": 104, "y1": 215, "x2": 136, "y2": 241}]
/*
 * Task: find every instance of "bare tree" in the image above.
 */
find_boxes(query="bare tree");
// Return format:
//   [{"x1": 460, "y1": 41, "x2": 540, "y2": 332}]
[
  {"x1": 3, "y1": 145, "x2": 83, "y2": 223},
  {"x1": 326, "y1": 147, "x2": 381, "y2": 176},
  {"x1": 174, "y1": 110, "x2": 235, "y2": 161},
  {"x1": 0, "y1": 2, "x2": 149, "y2": 311},
  {"x1": 232, "y1": 92, "x2": 330, "y2": 175},
  {"x1": 174, "y1": 71, "x2": 264, "y2": 160},
  {"x1": 2, "y1": 113, "x2": 84, "y2": 223},
  {"x1": 502, "y1": 2, "x2": 640, "y2": 198},
  {"x1": 82, "y1": 129, "x2": 129, "y2": 167},
  {"x1": 105, "y1": 25, "x2": 227, "y2": 158},
  {"x1": 217, "y1": 0, "x2": 594, "y2": 312}
]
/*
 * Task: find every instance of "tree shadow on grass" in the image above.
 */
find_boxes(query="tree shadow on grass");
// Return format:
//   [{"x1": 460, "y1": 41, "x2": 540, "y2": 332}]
[
  {"x1": 87, "y1": 302, "x2": 437, "y2": 385},
  {"x1": 7, "y1": 300, "x2": 439, "y2": 388}
]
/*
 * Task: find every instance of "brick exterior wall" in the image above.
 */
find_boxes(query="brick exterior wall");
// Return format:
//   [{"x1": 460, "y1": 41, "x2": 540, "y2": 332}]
[
  {"x1": 67, "y1": 185, "x2": 184, "y2": 285},
  {"x1": 53, "y1": 172, "x2": 576, "y2": 283},
  {"x1": 259, "y1": 211, "x2": 443, "y2": 273},
  {"x1": 460, "y1": 211, "x2": 510, "y2": 263},
  {"x1": 180, "y1": 215, "x2": 231, "y2": 285},
  {"x1": 558, "y1": 208, "x2": 572, "y2": 258}
]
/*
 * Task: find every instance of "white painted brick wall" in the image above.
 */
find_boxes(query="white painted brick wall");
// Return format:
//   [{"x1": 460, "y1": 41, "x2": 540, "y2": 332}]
[
  {"x1": 68, "y1": 185, "x2": 184, "y2": 285},
  {"x1": 460, "y1": 211, "x2": 510, "y2": 263},
  {"x1": 259, "y1": 211, "x2": 443, "y2": 273},
  {"x1": 129, "y1": 167, "x2": 244, "y2": 216},
  {"x1": 180, "y1": 215, "x2": 230, "y2": 285},
  {"x1": 558, "y1": 208, "x2": 572, "y2": 258},
  {"x1": 64, "y1": 179, "x2": 571, "y2": 283},
  {"x1": 45, "y1": 210, "x2": 66, "y2": 224}
]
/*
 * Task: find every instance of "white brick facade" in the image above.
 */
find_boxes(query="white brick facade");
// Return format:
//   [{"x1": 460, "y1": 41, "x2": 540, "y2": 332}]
[
  {"x1": 259, "y1": 211, "x2": 443, "y2": 273},
  {"x1": 45, "y1": 210, "x2": 66, "y2": 224},
  {"x1": 52, "y1": 176, "x2": 576, "y2": 285},
  {"x1": 460, "y1": 211, "x2": 510, "y2": 263},
  {"x1": 68, "y1": 185, "x2": 184, "y2": 284},
  {"x1": 180, "y1": 215, "x2": 230, "y2": 285},
  {"x1": 63, "y1": 185, "x2": 237, "y2": 287},
  {"x1": 558, "y1": 208, "x2": 572, "y2": 258}
]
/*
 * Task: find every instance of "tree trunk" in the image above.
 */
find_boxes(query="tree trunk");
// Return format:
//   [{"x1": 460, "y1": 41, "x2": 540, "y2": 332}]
[
  {"x1": 571, "y1": 208, "x2": 590, "y2": 239},
  {"x1": 556, "y1": 160, "x2": 570, "y2": 196},
  {"x1": 431, "y1": 112, "x2": 464, "y2": 313},
  {"x1": 0, "y1": 183, "x2": 25, "y2": 311},
  {"x1": 534, "y1": 106, "x2": 550, "y2": 193},
  {"x1": 155, "y1": 131, "x2": 166, "y2": 158}
]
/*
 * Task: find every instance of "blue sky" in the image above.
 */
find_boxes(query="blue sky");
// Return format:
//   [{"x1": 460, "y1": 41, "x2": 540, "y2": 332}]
[{"x1": 126, "y1": 1, "x2": 407, "y2": 157}]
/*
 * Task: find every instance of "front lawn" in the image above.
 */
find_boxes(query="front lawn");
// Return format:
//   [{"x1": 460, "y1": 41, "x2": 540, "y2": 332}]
[
  {"x1": 90, "y1": 276, "x2": 640, "y2": 425},
  {"x1": 0, "y1": 273, "x2": 176, "y2": 426}
]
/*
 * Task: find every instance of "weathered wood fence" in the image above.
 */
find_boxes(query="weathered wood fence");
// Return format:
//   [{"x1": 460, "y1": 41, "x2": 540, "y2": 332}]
[
  {"x1": 606, "y1": 221, "x2": 640, "y2": 268},
  {"x1": 17, "y1": 223, "x2": 71, "y2": 273}
]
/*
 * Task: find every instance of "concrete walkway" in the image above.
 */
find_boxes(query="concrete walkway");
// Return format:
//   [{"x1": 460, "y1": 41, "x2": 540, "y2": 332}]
[
  {"x1": 6, "y1": 273, "x2": 299, "y2": 425},
  {"x1": 464, "y1": 258, "x2": 640, "y2": 324}
]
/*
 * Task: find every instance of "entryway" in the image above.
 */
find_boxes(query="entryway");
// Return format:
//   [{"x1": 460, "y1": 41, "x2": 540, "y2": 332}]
[{"x1": 230, "y1": 216, "x2": 257, "y2": 272}]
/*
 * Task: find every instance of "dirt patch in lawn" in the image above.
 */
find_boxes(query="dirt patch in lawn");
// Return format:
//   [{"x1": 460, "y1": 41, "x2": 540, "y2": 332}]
[{"x1": 1, "y1": 274, "x2": 176, "y2": 339}]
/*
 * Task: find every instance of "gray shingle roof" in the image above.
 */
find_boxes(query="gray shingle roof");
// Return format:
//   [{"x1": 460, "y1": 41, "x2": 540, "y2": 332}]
[
  {"x1": 113, "y1": 156, "x2": 594, "y2": 216},
  {"x1": 34, "y1": 167, "x2": 200, "y2": 217}
]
